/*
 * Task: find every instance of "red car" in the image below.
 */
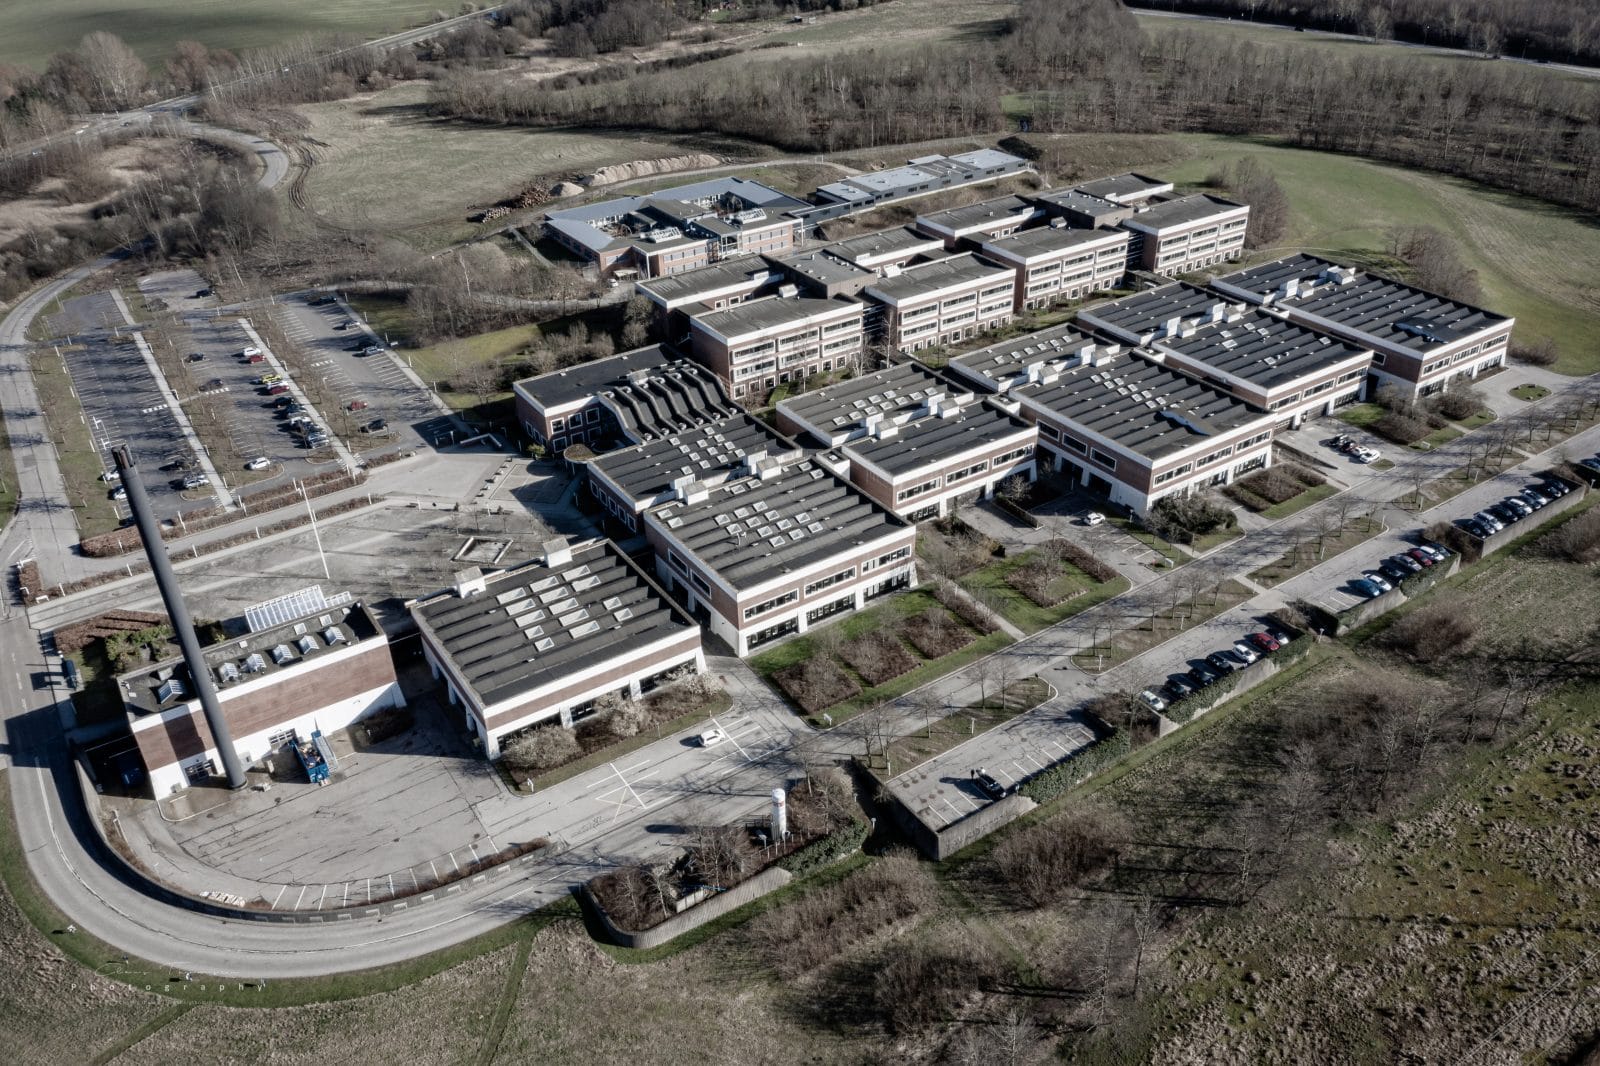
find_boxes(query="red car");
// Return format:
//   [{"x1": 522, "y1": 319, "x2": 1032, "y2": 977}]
[
  {"x1": 347, "y1": 399, "x2": 368, "y2": 412},
  {"x1": 1406, "y1": 548, "x2": 1435, "y2": 567},
  {"x1": 244, "y1": 353, "x2": 266, "y2": 364},
  {"x1": 1246, "y1": 631, "x2": 1281, "y2": 654},
  {"x1": 265, "y1": 383, "x2": 289, "y2": 395}
]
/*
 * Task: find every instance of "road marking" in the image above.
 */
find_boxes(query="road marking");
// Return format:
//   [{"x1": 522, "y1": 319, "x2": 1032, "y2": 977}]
[{"x1": 272, "y1": 884, "x2": 288, "y2": 909}]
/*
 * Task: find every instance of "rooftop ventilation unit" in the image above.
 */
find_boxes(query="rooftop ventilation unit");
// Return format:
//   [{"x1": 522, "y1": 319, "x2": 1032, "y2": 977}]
[
  {"x1": 217, "y1": 662, "x2": 240, "y2": 685},
  {"x1": 297, "y1": 635, "x2": 318, "y2": 655},
  {"x1": 157, "y1": 678, "x2": 186, "y2": 703},
  {"x1": 270, "y1": 644, "x2": 294, "y2": 665},
  {"x1": 242, "y1": 652, "x2": 268, "y2": 673},
  {"x1": 322, "y1": 627, "x2": 346, "y2": 646}
]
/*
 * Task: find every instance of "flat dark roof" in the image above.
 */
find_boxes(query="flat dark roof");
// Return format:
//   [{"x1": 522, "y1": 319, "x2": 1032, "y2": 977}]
[
  {"x1": 846, "y1": 401, "x2": 1033, "y2": 477},
  {"x1": 982, "y1": 224, "x2": 1129, "y2": 258},
  {"x1": 692, "y1": 296, "x2": 861, "y2": 339},
  {"x1": 413, "y1": 541, "x2": 694, "y2": 709},
  {"x1": 1016, "y1": 352, "x2": 1265, "y2": 462},
  {"x1": 513, "y1": 346, "x2": 677, "y2": 411},
  {"x1": 1213, "y1": 254, "x2": 1510, "y2": 352},
  {"x1": 1159, "y1": 312, "x2": 1370, "y2": 391},
  {"x1": 949, "y1": 321, "x2": 1110, "y2": 387},
  {"x1": 636, "y1": 260, "x2": 777, "y2": 305},
  {"x1": 864, "y1": 253, "x2": 1012, "y2": 302},
  {"x1": 651, "y1": 460, "x2": 909, "y2": 591},
  {"x1": 1073, "y1": 173, "x2": 1173, "y2": 203},
  {"x1": 778, "y1": 362, "x2": 955, "y2": 431},
  {"x1": 827, "y1": 226, "x2": 942, "y2": 264},
  {"x1": 776, "y1": 249, "x2": 874, "y2": 287},
  {"x1": 121, "y1": 601, "x2": 381, "y2": 718},
  {"x1": 1030, "y1": 189, "x2": 1126, "y2": 220},
  {"x1": 917, "y1": 195, "x2": 1039, "y2": 232},
  {"x1": 1123, "y1": 194, "x2": 1245, "y2": 231},
  {"x1": 1080, "y1": 281, "x2": 1237, "y2": 337},
  {"x1": 591, "y1": 414, "x2": 797, "y2": 505}
]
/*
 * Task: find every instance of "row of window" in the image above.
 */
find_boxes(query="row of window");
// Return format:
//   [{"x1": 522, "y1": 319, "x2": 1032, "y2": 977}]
[
  {"x1": 743, "y1": 589, "x2": 798, "y2": 622},
  {"x1": 804, "y1": 566, "x2": 856, "y2": 596},
  {"x1": 945, "y1": 459, "x2": 989, "y2": 484}
]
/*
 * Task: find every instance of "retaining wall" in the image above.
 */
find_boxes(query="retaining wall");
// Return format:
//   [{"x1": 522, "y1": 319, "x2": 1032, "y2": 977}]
[
  {"x1": 582, "y1": 867, "x2": 793, "y2": 950},
  {"x1": 886, "y1": 787, "x2": 1038, "y2": 862},
  {"x1": 1458, "y1": 481, "x2": 1588, "y2": 562}
]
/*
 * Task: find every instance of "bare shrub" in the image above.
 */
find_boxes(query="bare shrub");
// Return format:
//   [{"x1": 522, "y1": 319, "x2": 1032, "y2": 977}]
[
  {"x1": 1428, "y1": 385, "x2": 1487, "y2": 422},
  {"x1": 902, "y1": 607, "x2": 975, "y2": 659},
  {"x1": 502, "y1": 723, "x2": 579, "y2": 772},
  {"x1": 874, "y1": 937, "x2": 1006, "y2": 1034},
  {"x1": 1383, "y1": 602, "x2": 1477, "y2": 663},
  {"x1": 990, "y1": 809, "x2": 1127, "y2": 908},
  {"x1": 755, "y1": 854, "x2": 937, "y2": 979},
  {"x1": 686, "y1": 823, "x2": 752, "y2": 887},
  {"x1": 773, "y1": 657, "x2": 860, "y2": 715},
  {"x1": 1544, "y1": 507, "x2": 1600, "y2": 563},
  {"x1": 1042, "y1": 535, "x2": 1119, "y2": 583},
  {"x1": 1511, "y1": 337, "x2": 1559, "y2": 367},
  {"x1": 839, "y1": 631, "x2": 918, "y2": 687},
  {"x1": 597, "y1": 693, "x2": 648, "y2": 739}
]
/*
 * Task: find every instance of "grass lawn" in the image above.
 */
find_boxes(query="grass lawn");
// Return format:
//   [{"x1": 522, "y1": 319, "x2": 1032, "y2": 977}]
[
  {"x1": 0, "y1": 0, "x2": 447, "y2": 68},
  {"x1": 1510, "y1": 384, "x2": 1551, "y2": 401},
  {"x1": 1250, "y1": 517, "x2": 1384, "y2": 586},
  {"x1": 1455, "y1": 409, "x2": 1496, "y2": 430},
  {"x1": 1336, "y1": 403, "x2": 1384, "y2": 428},
  {"x1": 27, "y1": 348, "x2": 120, "y2": 540},
  {"x1": 959, "y1": 552, "x2": 1132, "y2": 634},
  {"x1": 875, "y1": 676, "x2": 1051, "y2": 778},
  {"x1": 297, "y1": 83, "x2": 700, "y2": 247},
  {"x1": 0, "y1": 421, "x2": 17, "y2": 532},
  {"x1": 749, "y1": 589, "x2": 1014, "y2": 726},
  {"x1": 1410, "y1": 423, "x2": 1463, "y2": 450},
  {"x1": 1187, "y1": 525, "x2": 1244, "y2": 553},
  {"x1": 1260, "y1": 482, "x2": 1338, "y2": 520}
]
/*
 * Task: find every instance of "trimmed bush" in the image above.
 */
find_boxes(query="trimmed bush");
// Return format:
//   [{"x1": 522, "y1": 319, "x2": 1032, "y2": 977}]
[
  {"x1": 775, "y1": 818, "x2": 869, "y2": 878},
  {"x1": 1020, "y1": 731, "x2": 1130, "y2": 804}
]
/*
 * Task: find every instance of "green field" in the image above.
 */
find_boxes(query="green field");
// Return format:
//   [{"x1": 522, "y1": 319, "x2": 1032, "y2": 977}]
[
  {"x1": 0, "y1": 0, "x2": 449, "y2": 69},
  {"x1": 298, "y1": 84, "x2": 703, "y2": 245}
]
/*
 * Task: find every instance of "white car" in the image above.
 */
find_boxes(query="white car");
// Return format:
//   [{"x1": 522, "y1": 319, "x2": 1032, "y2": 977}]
[
  {"x1": 696, "y1": 727, "x2": 727, "y2": 748},
  {"x1": 1083, "y1": 511, "x2": 1106, "y2": 526},
  {"x1": 240, "y1": 346, "x2": 261, "y2": 357},
  {"x1": 1355, "y1": 447, "x2": 1380, "y2": 464},
  {"x1": 1363, "y1": 571, "x2": 1393, "y2": 592},
  {"x1": 1230, "y1": 641, "x2": 1259, "y2": 665},
  {"x1": 244, "y1": 456, "x2": 271, "y2": 471},
  {"x1": 1138, "y1": 688, "x2": 1167, "y2": 713}
]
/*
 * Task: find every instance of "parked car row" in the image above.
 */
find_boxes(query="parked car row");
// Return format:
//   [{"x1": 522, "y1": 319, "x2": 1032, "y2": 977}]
[
  {"x1": 1329, "y1": 434, "x2": 1380, "y2": 464},
  {"x1": 1349, "y1": 540, "x2": 1452, "y2": 599},
  {"x1": 1143, "y1": 625, "x2": 1295, "y2": 710},
  {"x1": 1455, "y1": 479, "x2": 1570, "y2": 538}
]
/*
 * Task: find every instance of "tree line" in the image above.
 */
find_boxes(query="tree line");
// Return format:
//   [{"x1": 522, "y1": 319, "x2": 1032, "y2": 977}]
[
  {"x1": 1125, "y1": 0, "x2": 1600, "y2": 68},
  {"x1": 430, "y1": 0, "x2": 1600, "y2": 215}
]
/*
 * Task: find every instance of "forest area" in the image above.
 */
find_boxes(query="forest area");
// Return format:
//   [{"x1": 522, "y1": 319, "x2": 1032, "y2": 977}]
[
  {"x1": 1124, "y1": 0, "x2": 1600, "y2": 67},
  {"x1": 430, "y1": 0, "x2": 1600, "y2": 217}
]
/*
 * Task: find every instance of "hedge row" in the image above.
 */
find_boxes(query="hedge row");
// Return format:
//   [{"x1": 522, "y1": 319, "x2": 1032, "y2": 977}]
[
  {"x1": 775, "y1": 819, "x2": 869, "y2": 878},
  {"x1": 930, "y1": 581, "x2": 1001, "y2": 636},
  {"x1": 994, "y1": 495, "x2": 1040, "y2": 529},
  {"x1": 1019, "y1": 731, "x2": 1131, "y2": 804},
  {"x1": 1055, "y1": 540, "x2": 1119, "y2": 584}
]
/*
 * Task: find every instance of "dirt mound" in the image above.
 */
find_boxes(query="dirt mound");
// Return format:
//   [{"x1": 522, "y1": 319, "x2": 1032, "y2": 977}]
[
  {"x1": 550, "y1": 180, "x2": 585, "y2": 198},
  {"x1": 582, "y1": 153, "x2": 720, "y2": 187}
]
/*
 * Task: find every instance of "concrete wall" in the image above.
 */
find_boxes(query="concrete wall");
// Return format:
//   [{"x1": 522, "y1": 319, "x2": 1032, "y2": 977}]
[
  {"x1": 1458, "y1": 481, "x2": 1588, "y2": 563},
  {"x1": 886, "y1": 787, "x2": 1038, "y2": 861},
  {"x1": 583, "y1": 867, "x2": 793, "y2": 949}
]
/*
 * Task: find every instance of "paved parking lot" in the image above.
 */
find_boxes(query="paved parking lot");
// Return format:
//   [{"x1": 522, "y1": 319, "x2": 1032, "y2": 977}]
[
  {"x1": 137, "y1": 268, "x2": 220, "y2": 316},
  {"x1": 51, "y1": 293, "x2": 210, "y2": 521},
  {"x1": 886, "y1": 702, "x2": 1099, "y2": 826},
  {"x1": 168, "y1": 313, "x2": 333, "y2": 491},
  {"x1": 270, "y1": 295, "x2": 454, "y2": 453}
]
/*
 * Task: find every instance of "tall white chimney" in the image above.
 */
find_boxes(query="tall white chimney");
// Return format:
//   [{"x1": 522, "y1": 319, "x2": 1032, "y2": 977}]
[{"x1": 771, "y1": 787, "x2": 788, "y2": 840}]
